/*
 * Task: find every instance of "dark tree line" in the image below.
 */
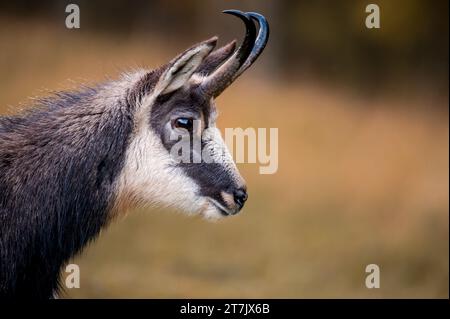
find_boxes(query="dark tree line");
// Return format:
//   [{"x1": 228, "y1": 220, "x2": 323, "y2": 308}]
[{"x1": 1, "y1": 0, "x2": 448, "y2": 98}]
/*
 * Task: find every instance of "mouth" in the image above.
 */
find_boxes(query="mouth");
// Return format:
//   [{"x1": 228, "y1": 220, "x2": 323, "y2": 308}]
[{"x1": 207, "y1": 198, "x2": 236, "y2": 216}]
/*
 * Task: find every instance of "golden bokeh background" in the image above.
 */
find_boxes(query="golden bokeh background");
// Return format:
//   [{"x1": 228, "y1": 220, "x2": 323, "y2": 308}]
[{"x1": 0, "y1": 0, "x2": 448, "y2": 298}]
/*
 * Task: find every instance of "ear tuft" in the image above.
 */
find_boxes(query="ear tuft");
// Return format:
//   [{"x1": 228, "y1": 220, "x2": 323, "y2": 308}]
[
  {"x1": 195, "y1": 40, "x2": 237, "y2": 75},
  {"x1": 157, "y1": 37, "x2": 217, "y2": 95}
]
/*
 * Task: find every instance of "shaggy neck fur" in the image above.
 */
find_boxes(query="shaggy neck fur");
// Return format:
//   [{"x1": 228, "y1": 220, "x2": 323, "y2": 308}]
[
  {"x1": 0, "y1": 37, "x2": 245, "y2": 298},
  {"x1": 0, "y1": 74, "x2": 148, "y2": 298}
]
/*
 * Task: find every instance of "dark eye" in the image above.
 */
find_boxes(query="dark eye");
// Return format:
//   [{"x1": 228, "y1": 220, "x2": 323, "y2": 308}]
[{"x1": 173, "y1": 117, "x2": 193, "y2": 131}]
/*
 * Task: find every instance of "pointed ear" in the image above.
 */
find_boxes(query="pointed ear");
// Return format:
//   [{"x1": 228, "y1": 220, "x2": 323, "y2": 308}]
[
  {"x1": 195, "y1": 40, "x2": 237, "y2": 75},
  {"x1": 156, "y1": 37, "x2": 217, "y2": 95}
]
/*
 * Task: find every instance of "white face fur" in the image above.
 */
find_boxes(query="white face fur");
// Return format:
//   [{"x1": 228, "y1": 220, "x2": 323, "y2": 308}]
[{"x1": 113, "y1": 40, "x2": 246, "y2": 220}]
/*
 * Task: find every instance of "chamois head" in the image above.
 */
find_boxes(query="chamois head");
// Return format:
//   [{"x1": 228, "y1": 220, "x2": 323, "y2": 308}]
[
  {"x1": 115, "y1": 10, "x2": 269, "y2": 219},
  {"x1": 0, "y1": 10, "x2": 269, "y2": 298}
]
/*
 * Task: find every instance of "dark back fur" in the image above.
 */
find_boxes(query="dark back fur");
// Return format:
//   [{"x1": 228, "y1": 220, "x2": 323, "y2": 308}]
[{"x1": 0, "y1": 83, "x2": 134, "y2": 298}]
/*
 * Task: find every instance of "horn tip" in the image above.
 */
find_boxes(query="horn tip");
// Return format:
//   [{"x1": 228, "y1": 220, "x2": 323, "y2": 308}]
[
  {"x1": 222, "y1": 9, "x2": 245, "y2": 16},
  {"x1": 222, "y1": 9, "x2": 240, "y2": 13}
]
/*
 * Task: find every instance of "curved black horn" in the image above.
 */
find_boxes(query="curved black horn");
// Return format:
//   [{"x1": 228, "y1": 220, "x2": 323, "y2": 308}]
[
  {"x1": 233, "y1": 12, "x2": 270, "y2": 79},
  {"x1": 223, "y1": 10, "x2": 257, "y2": 65},
  {"x1": 201, "y1": 10, "x2": 257, "y2": 97}
]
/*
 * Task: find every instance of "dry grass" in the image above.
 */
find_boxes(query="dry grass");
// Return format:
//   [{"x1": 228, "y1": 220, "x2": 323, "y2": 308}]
[{"x1": 1, "y1": 20, "x2": 448, "y2": 298}]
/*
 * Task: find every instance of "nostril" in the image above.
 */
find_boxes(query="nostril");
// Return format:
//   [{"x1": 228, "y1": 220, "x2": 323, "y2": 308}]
[{"x1": 233, "y1": 188, "x2": 248, "y2": 208}]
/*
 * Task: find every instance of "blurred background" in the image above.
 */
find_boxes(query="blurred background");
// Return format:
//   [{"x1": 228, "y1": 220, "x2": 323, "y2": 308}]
[{"x1": 0, "y1": 0, "x2": 448, "y2": 298}]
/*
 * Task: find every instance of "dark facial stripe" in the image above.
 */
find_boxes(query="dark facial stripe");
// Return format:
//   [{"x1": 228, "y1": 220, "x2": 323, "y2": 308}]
[{"x1": 149, "y1": 88, "x2": 238, "y2": 208}]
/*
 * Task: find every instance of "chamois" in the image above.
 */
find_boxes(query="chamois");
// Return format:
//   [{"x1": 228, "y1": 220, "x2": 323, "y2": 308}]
[{"x1": 0, "y1": 10, "x2": 269, "y2": 298}]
